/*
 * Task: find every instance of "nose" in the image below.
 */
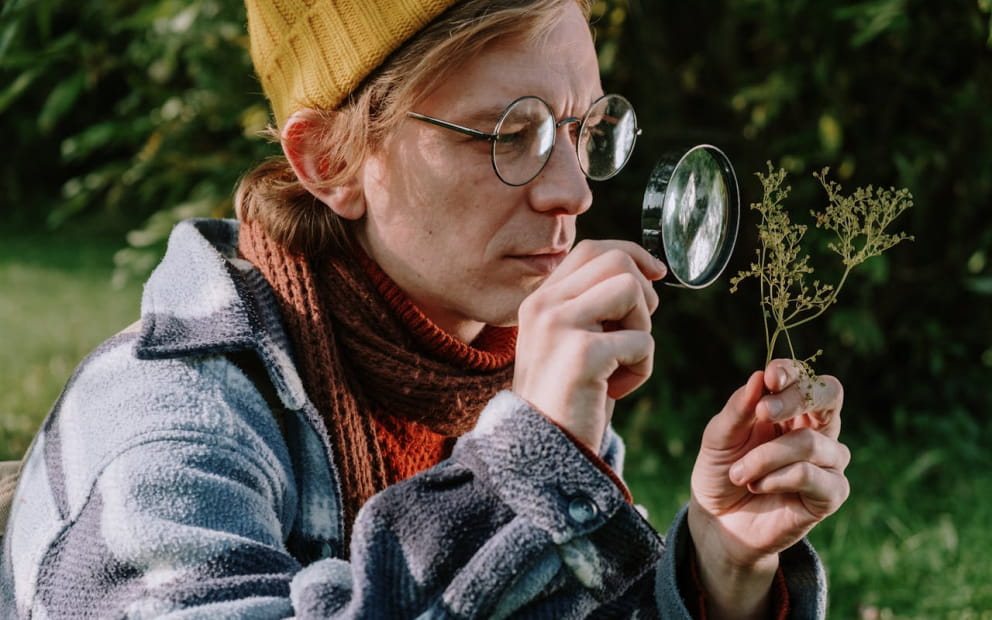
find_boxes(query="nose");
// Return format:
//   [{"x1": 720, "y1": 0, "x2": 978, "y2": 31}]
[{"x1": 527, "y1": 122, "x2": 593, "y2": 216}]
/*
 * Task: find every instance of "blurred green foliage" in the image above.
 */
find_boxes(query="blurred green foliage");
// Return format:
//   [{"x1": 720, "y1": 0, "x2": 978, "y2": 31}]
[
  {"x1": 1, "y1": 0, "x2": 990, "y2": 427},
  {"x1": 584, "y1": 0, "x2": 992, "y2": 432},
  {"x1": 0, "y1": 0, "x2": 272, "y2": 282},
  {"x1": 2, "y1": 2, "x2": 992, "y2": 616},
  {"x1": 0, "y1": 229, "x2": 142, "y2": 458}
]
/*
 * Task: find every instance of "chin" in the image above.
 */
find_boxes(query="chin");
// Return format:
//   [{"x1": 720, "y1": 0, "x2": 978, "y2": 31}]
[
  {"x1": 462, "y1": 273, "x2": 548, "y2": 326},
  {"x1": 466, "y1": 291, "x2": 529, "y2": 327}
]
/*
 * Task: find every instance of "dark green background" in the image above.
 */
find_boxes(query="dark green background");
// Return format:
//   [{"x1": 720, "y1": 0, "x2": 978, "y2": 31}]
[
  {"x1": 3, "y1": 0, "x2": 989, "y2": 428},
  {"x1": 2, "y1": 1, "x2": 992, "y2": 616}
]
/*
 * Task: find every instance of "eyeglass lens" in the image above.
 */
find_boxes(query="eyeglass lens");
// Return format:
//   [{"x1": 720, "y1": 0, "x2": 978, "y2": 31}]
[
  {"x1": 491, "y1": 95, "x2": 637, "y2": 186},
  {"x1": 580, "y1": 95, "x2": 638, "y2": 181},
  {"x1": 492, "y1": 98, "x2": 557, "y2": 186}
]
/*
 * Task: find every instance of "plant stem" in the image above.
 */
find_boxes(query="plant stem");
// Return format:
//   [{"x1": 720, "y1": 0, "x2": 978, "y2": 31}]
[
  {"x1": 760, "y1": 246, "x2": 771, "y2": 360},
  {"x1": 783, "y1": 265, "x2": 853, "y2": 331}
]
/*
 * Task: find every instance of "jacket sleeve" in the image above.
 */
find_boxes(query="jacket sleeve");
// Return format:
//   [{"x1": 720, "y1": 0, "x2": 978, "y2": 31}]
[
  {"x1": 290, "y1": 390, "x2": 666, "y2": 618},
  {"x1": 291, "y1": 391, "x2": 829, "y2": 619},
  {"x1": 8, "y1": 345, "x2": 302, "y2": 618}
]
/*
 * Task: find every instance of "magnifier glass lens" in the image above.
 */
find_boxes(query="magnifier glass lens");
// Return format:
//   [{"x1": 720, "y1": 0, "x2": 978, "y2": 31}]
[
  {"x1": 579, "y1": 95, "x2": 638, "y2": 181},
  {"x1": 662, "y1": 148, "x2": 731, "y2": 285},
  {"x1": 642, "y1": 145, "x2": 740, "y2": 289}
]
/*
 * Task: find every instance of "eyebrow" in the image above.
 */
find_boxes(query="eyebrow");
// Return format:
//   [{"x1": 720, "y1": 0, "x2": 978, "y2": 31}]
[
  {"x1": 449, "y1": 94, "x2": 606, "y2": 129},
  {"x1": 459, "y1": 105, "x2": 509, "y2": 129}
]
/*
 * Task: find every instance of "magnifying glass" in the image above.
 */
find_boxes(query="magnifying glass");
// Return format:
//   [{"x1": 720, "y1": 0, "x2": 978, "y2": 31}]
[{"x1": 641, "y1": 144, "x2": 740, "y2": 288}]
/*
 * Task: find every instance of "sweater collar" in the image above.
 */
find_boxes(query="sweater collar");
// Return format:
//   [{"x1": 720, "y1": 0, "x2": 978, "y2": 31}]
[{"x1": 355, "y1": 249, "x2": 517, "y2": 373}]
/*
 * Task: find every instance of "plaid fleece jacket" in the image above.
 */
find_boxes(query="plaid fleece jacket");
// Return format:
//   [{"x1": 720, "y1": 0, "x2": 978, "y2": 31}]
[{"x1": 0, "y1": 219, "x2": 827, "y2": 618}]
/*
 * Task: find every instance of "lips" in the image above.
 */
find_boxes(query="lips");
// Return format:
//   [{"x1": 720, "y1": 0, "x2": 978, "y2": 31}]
[{"x1": 507, "y1": 250, "x2": 568, "y2": 275}]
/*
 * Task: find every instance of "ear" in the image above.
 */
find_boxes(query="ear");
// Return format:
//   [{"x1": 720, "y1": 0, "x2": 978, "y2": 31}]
[{"x1": 281, "y1": 109, "x2": 365, "y2": 220}]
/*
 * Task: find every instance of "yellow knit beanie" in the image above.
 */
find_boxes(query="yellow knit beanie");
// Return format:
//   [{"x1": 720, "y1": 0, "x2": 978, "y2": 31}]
[{"x1": 245, "y1": 0, "x2": 461, "y2": 128}]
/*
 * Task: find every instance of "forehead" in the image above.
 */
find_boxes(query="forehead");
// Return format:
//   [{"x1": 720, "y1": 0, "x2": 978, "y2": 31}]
[{"x1": 418, "y1": 4, "x2": 602, "y2": 119}]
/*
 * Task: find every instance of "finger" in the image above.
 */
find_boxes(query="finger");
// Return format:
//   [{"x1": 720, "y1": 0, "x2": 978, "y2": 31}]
[
  {"x1": 730, "y1": 428, "x2": 852, "y2": 486},
  {"x1": 757, "y1": 376, "x2": 842, "y2": 422},
  {"x1": 549, "y1": 240, "x2": 667, "y2": 288},
  {"x1": 757, "y1": 369, "x2": 844, "y2": 437},
  {"x1": 763, "y1": 359, "x2": 843, "y2": 409},
  {"x1": 545, "y1": 248, "x2": 660, "y2": 316},
  {"x1": 763, "y1": 359, "x2": 791, "y2": 392},
  {"x1": 701, "y1": 371, "x2": 765, "y2": 450},
  {"x1": 602, "y1": 329, "x2": 655, "y2": 399},
  {"x1": 561, "y1": 271, "x2": 654, "y2": 332},
  {"x1": 572, "y1": 275, "x2": 655, "y2": 394},
  {"x1": 746, "y1": 462, "x2": 851, "y2": 519}
]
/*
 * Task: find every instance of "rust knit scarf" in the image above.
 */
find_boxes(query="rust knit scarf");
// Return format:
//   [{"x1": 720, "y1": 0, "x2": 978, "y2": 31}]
[{"x1": 237, "y1": 221, "x2": 516, "y2": 543}]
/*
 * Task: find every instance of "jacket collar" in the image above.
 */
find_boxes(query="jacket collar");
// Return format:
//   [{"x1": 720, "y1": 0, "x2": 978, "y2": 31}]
[{"x1": 135, "y1": 218, "x2": 309, "y2": 410}]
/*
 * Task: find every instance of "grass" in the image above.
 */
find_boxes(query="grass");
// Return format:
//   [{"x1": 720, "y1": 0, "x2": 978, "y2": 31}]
[
  {"x1": 620, "y1": 395, "x2": 992, "y2": 619},
  {"x1": 0, "y1": 227, "x2": 142, "y2": 459},
  {"x1": 2, "y1": 228, "x2": 990, "y2": 618}
]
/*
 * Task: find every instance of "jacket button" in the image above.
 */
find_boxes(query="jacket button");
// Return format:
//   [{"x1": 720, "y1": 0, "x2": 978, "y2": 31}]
[{"x1": 568, "y1": 496, "x2": 599, "y2": 524}]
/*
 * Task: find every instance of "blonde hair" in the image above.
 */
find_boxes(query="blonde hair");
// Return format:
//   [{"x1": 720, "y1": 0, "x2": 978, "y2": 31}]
[{"x1": 236, "y1": 0, "x2": 592, "y2": 257}]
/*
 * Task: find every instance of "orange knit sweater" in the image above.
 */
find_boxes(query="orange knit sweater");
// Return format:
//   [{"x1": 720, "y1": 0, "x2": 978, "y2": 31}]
[{"x1": 360, "y1": 255, "x2": 517, "y2": 484}]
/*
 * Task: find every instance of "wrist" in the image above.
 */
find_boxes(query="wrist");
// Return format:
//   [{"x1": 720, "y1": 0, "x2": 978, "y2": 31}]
[{"x1": 687, "y1": 501, "x2": 779, "y2": 620}]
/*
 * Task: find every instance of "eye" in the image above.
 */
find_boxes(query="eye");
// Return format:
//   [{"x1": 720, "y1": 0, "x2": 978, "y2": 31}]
[{"x1": 493, "y1": 120, "x2": 537, "y2": 155}]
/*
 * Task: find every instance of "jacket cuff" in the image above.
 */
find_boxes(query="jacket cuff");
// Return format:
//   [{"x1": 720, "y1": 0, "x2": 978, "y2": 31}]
[
  {"x1": 454, "y1": 391, "x2": 628, "y2": 545},
  {"x1": 452, "y1": 391, "x2": 665, "y2": 599},
  {"x1": 655, "y1": 506, "x2": 828, "y2": 619},
  {"x1": 681, "y1": 547, "x2": 792, "y2": 619},
  {"x1": 546, "y1": 415, "x2": 634, "y2": 504}
]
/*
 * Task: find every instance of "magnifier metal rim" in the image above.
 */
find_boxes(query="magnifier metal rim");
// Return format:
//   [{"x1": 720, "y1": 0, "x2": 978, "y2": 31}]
[{"x1": 657, "y1": 144, "x2": 740, "y2": 289}]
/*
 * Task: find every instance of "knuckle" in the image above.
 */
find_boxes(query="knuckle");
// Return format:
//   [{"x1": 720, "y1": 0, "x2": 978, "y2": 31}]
[
  {"x1": 570, "y1": 239, "x2": 592, "y2": 256},
  {"x1": 568, "y1": 330, "x2": 597, "y2": 359},
  {"x1": 837, "y1": 475, "x2": 852, "y2": 504},
  {"x1": 613, "y1": 271, "x2": 641, "y2": 294},
  {"x1": 647, "y1": 285, "x2": 660, "y2": 308},
  {"x1": 793, "y1": 427, "x2": 819, "y2": 453},
  {"x1": 571, "y1": 239, "x2": 602, "y2": 261},
  {"x1": 796, "y1": 462, "x2": 819, "y2": 487},
  {"x1": 604, "y1": 248, "x2": 638, "y2": 272},
  {"x1": 627, "y1": 332, "x2": 655, "y2": 362},
  {"x1": 517, "y1": 290, "x2": 545, "y2": 319},
  {"x1": 518, "y1": 291, "x2": 565, "y2": 332},
  {"x1": 838, "y1": 441, "x2": 853, "y2": 470},
  {"x1": 643, "y1": 333, "x2": 656, "y2": 354}
]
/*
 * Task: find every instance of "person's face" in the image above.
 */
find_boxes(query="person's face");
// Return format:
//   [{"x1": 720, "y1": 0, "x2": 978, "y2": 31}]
[{"x1": 357, "y1": 2, "x2": 601, "y2": 342}]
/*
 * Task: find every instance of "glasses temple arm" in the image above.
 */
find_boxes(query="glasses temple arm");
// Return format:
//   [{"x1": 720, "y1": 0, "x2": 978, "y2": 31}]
[{"x1": 406, "y1": 112, "x2": 496, "y2": 141}]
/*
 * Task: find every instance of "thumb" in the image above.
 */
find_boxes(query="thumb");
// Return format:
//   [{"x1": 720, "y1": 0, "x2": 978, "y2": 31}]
[{"x1": 702, "y1": 371, "x2": 765, "y2": 450}]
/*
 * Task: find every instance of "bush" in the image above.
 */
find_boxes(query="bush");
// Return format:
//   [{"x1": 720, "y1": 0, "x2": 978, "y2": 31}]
[
  {"x1": 0, "y1": 0, "x2": 275, "y2": 279},
  {"x1": 2, "y1": 0, "x2": 990, "y2": 428}
]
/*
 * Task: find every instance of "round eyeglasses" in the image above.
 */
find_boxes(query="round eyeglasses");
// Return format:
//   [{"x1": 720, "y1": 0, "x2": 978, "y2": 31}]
[{"x1": 407, "y1": 94, "x2": 641, "y2": 186}]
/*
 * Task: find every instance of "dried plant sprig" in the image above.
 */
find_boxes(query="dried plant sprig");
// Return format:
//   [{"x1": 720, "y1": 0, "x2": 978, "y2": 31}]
[{"x1": 730, "y1": 163, "x2": 914, "y2": 389}]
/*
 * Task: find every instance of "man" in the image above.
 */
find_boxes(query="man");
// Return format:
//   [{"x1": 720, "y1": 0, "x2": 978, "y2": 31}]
[{"x1": 1, "y1": 0, "x2": 849, "y2": 617}]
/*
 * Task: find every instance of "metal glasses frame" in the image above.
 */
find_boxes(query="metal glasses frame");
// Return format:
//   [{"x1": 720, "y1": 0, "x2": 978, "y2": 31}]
[{"x1": 406, "y1": 94, "x2": 640, "y2": 186}]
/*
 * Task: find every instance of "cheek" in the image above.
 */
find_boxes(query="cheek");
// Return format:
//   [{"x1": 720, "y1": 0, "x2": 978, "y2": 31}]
[
  {"x1": 418, "y1": 183, "x2": 516, "y2": 253},
  {"x1": 365, "y1": 137, "x2": 520, "y2": 261}
]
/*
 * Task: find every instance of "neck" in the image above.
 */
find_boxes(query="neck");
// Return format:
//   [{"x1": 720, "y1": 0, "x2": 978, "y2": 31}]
[
  {"x1": 354, "y1": 239, "x2": 490, "y2": 345},
  {"x1": 423, "y1": 310, "x2": 486, "y2": 344},
  {"x1": 354, "y1": 249, "x2": 516, "y2": 367}
]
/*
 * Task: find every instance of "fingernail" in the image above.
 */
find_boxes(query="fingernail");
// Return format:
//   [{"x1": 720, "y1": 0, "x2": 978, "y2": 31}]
[
  {"x1": 778, "y1": 370, "x2": 788, "y2": 389},
  {"x1": 655, "y1": 258, "x2": 668, "y2": 276},
  {"x1": 767, "y1": 398, "x2": 784, "y2": 420},
  {"x1": 730, "y1": 461, "x2": 745, "y2": 484}
]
